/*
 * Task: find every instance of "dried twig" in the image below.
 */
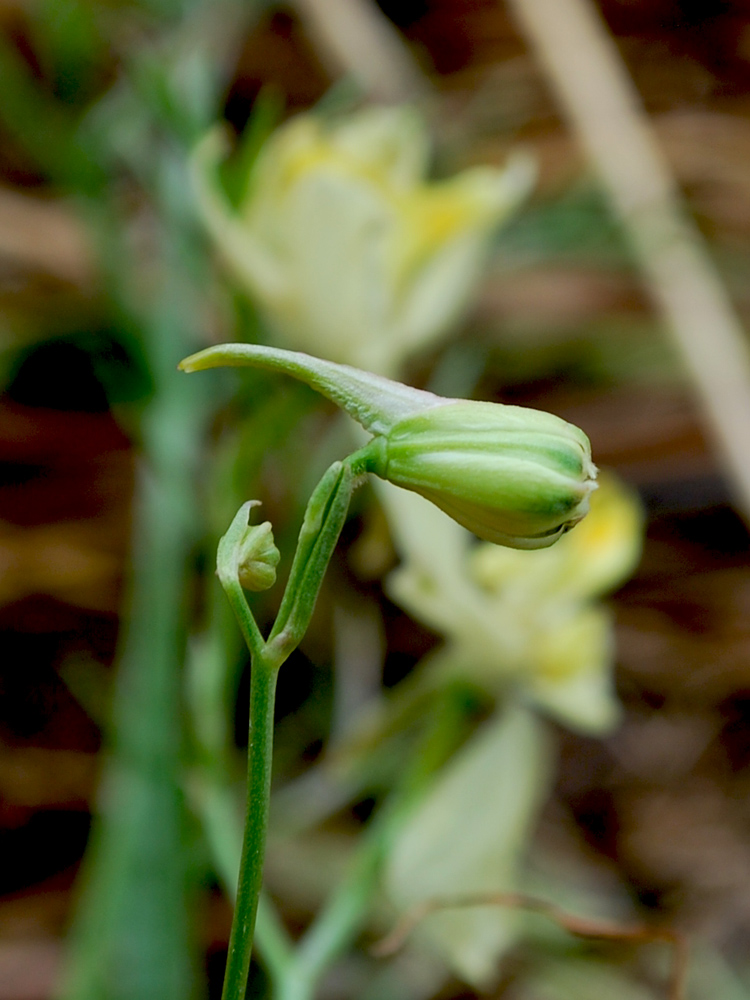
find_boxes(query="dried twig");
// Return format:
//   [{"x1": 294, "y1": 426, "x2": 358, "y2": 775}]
[
  {"x1": 292, "y1": 0, "x2": 430, "y2": 104},
  {"x1": 507, "y1": 0, "x2": 750, "y2": 524},
  {"x1": 373, "y1": 891, "x2": 688, "y2": 1000}
]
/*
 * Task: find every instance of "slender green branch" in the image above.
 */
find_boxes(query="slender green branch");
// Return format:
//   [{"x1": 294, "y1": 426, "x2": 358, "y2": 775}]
[
  {"x1": 217, "y1": 502, "x2": 269, "y2": 660},
  {"x1": 186, "y1": 599, "x2": 294, "y2": 987},
  {"x1": 221, "y1": 649, "x2": 279, "y2": 1000},
  {"x1": 221, "y1": 576, "x2": 267, "y2": 662},
  {"x1": 217, "y1": 456, "x2": 361, "y2": 1000}
]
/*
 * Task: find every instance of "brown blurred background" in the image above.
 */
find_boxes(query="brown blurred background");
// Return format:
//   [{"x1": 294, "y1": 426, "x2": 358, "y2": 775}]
[{"x1": 3, "y1": 2, "x2": 750, "y2": 998}]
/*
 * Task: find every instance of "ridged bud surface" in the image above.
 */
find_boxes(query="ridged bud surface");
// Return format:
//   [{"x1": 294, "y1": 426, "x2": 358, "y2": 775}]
[{"x1": 373, "y1": 401, "x2": 597, "y2": 549}]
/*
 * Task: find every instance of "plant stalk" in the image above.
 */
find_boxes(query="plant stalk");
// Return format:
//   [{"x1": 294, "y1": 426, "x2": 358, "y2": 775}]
[
  {"x1": 214, "y1": 458, "x2": 360, "y2": 999},
  {"x1": 221, "y1": 649, "x2": 280, "y2": 1000}
]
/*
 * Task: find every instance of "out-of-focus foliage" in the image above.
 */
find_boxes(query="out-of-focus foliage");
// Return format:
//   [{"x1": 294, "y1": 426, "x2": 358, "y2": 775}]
[
  {"x1": 4, "y1": 2, "x2": 750, "y2": 1000},
  {"x1": 386, "y1": 706, "x2": 552, "y2": 986}
]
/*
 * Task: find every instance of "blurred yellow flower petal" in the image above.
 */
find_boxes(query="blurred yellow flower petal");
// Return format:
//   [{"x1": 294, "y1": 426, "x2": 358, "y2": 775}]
[
  {"x1": 529, "y1": 607, "x2": 622, "y2": 734},
  {"x1": 385, "y1": 706, "x2": 552, "y2": 987},
  {"x1": 470, "y1": 471, "x2": 643, "y2": 602},
  {"x1": 556, "y1": 470, "x2": 644, "y2": 600},
  {"x1": 381, "y1": 472, "x2": 642, "y2": 734},
  {"x1": 192, "y1": 106, "x2": 533, "y2": 375}
]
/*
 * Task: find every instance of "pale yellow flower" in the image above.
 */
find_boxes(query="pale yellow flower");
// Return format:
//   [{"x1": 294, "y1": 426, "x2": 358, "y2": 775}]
[
  {"x1": 382, "y1": 471, "x2": 643, "y2": 733},
  {"x1": 192, "y1": 106, "x2": 533, "y2": 375},
  {"x1": 470, "y1": 468, "x2": 643, "y2": 601}
]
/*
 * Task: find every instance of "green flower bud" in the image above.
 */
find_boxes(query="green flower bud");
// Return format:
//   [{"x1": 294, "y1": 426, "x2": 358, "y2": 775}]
[
  {"x1": 237, "y1": 515, "x2": 280, "y2": 591},
  {"x1": 181, "y1": 344, "x2": 597, "y2": 549},
  {"x1": 367, "y1": 401, "x2": 596, "y2": 549}
]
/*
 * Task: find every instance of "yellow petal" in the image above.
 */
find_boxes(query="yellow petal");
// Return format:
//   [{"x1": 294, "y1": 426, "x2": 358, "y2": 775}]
[
  {"x1": 528, "y1": 608, "x2": 621, "y2": 734},
  {"x1": 191, "y1": 106, "x2": 533, "y2": 374},
  {"x1": 470, "y1": 471, "x2": 642, "y2": 601}
]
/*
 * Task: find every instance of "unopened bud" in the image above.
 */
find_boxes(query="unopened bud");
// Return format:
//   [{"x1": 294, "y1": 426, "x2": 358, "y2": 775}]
[
  {"x1": 181, "y1": 344, "x2": 597, "y2": 550},
  {"x1": 369, "y1": 401, "x2": 597, "y2": 549},
  {"x1": 237, "y1": 519, "x2": 280, "y2": 591}
]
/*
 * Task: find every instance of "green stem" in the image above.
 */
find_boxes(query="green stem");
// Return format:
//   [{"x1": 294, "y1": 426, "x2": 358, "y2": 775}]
[
  {"x1": 276, "y1": 827, "x2": 387, "y2": 1000},
  {"x1": 217, "y1": 457, "x2": 361, "y2": 999},
  {"x1": 61, "y1": 187, "x2": 211, "y2": 1000},
  {"x1": 222, "y1": 575, "x2": 267, "y2": 662},
  {"x1": 221, "y1": 648, "x2": 280, "y2": 1000},
  {"x1": 189, "y1": 770, "x2": 294, "y2": 985}
]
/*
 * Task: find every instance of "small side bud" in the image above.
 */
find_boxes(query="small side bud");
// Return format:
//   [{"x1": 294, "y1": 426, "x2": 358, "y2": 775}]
[{"x1": 237, "y1": 517, "x2": 280, "y2": 591}]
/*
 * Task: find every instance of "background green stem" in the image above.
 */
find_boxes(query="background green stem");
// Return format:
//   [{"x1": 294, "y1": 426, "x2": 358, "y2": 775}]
[
  {"x1": 272, "y1": 685, "x2": 473, "y2": 1000},
  {"x1": 60, "y1": 215, "x2": 210, "y2": 1000},
  {"x1": 276, "y1": 825, "x2": 388, "y2": 1000}
]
